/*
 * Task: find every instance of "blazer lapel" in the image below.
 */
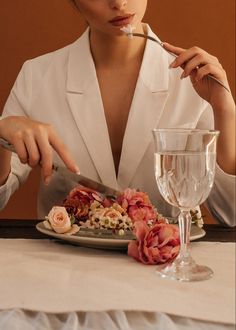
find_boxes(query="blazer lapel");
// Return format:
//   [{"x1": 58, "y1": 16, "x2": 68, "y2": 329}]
[
  {"x1": 66, "y1": 26, "x2": 170, "y2": 190},
  {"x1": 117, "y1": 26, "x2": 170, "y2": 188},
  {"x1": 66, "y1": 30, "x2": 117, "y2": 188}
]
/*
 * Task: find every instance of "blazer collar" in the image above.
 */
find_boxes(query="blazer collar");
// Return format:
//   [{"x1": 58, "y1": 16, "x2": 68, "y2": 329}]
[
  {"x1": 66, "y1": 25, "x2": 169, "y2": 93},
  {"x1": 66, "y1": 26, "x2": 170, "y2": 189},
  {"x1": 66, "y1": 29, "x2": 118, "y2": 188},
  {"x1": 139, "y1": 24, "x2": 169, "y2": 92},
  {"x1": 117, "y1": 25, "x2": 170, "y2": 188},
  {"x1": 67, "y1": 28, "x2": 96, "y2": 94}
]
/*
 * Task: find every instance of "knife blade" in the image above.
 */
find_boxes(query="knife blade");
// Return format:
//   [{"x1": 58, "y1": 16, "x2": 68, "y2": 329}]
[
  {"x1": 0, "y1": 137, "x2": 120, "y2": 197},
  {"x1": 53, "y1": 164, "x2": 120, "y2": 197}
]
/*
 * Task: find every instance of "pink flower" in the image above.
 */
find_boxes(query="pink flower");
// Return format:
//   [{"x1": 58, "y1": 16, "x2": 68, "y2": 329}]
[
  {"x1": 63, "y1": 198, "x2": 90, "y2": 218},
  {"x1": 128, "y1": 221, "x2": 180, "y2": 265},
  {"x1": 103, "y1": 208, "x2": 122, "y2": 219},
  {"x1": 63, "y1": 185, "x2": 103, "y2": 220},
  {"x1": 128, "y1": 205, "x2": 157, "y2": 223},
  {"x1": 68, "y1": 186, "x2": 103, "y2": 203},
  {"x1": 117, "y1": 188, "x2": 157, "y2": 223},
  {"x1": 47, "y1": 206, "x2": 72, "y2": 234},
  {"x1": 118, "y1": 188, "x2": 151, "y2": 209}
]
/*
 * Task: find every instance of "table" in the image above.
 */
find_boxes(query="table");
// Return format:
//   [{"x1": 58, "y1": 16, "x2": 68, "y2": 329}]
[
  {"x1": 0, "y1": 219, "x2": 235, "y2": 330},
  {"x1": 0, "y1": 219, "x2": 235, "y2": 242}
]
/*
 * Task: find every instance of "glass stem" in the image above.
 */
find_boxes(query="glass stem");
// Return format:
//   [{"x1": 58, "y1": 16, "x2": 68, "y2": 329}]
[{"x1": 178, "y1": 209, "x2": 192, "y2": 264}]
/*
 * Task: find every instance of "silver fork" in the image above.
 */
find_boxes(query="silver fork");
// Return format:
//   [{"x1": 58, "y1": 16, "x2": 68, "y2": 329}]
[{"x1": 131, "y1": 32, "x2": 231, "y2": 93}]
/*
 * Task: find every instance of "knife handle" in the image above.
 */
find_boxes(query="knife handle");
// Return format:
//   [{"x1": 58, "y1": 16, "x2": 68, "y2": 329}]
[{"x1": 0, "y1": 138, "x2": 15, "y2": 153}]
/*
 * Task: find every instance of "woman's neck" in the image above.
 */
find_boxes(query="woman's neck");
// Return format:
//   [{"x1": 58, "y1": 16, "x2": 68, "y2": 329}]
[{"x1": 89, "y1": 24, "x2": 146, "y2": 68}]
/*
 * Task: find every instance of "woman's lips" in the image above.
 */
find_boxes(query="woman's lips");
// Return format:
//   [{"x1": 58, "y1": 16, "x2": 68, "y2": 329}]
[{"x1": 109, "y1": 14, "x2": 135, "y2": 27}]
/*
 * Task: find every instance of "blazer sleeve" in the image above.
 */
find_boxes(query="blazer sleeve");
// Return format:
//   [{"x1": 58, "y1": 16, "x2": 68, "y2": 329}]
[
  {"x1": 0, "y1": 61, "x2": 32, "y2": 211},
  {"x1": 197, "y1": 102, "x2": 236, "y2": 227}
]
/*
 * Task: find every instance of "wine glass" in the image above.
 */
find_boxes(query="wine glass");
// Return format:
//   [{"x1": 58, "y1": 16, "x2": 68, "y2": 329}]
[{"x1": 152, "y1": 128, "x2": 219, "y2": 281}]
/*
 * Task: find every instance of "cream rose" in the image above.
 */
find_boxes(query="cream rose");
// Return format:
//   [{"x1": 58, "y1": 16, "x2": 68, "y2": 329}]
[{"x1": 47, "y1": 206, "x2": 72, "y2": 234}]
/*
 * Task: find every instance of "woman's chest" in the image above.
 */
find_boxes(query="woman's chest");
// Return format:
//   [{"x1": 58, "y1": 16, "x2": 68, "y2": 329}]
[{"x1": 96, "y1": 67, "x2": 140, "y2": 170}]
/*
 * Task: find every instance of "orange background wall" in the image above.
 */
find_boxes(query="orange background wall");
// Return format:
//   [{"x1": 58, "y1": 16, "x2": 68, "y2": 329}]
[{"x1": 0, "y1": 0, "x2": 235, "y2": 219}]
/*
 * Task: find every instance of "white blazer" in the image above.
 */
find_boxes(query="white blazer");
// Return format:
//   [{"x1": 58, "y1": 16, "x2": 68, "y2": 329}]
[{"x1": 1, "y1": 25, "x2": 235, "y2": 225}]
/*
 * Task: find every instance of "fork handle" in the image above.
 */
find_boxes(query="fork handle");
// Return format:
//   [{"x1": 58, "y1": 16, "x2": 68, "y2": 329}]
[{"x1": 132, "y1": 33, "x2": 231, "y2": 93}]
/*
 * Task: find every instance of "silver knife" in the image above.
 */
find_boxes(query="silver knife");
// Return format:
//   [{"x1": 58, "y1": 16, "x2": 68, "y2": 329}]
[
  {"x1": 53, "y1": 164, "x2": 120, "y2": 197},
  {"x1": 0, "y1": 137, "x2": 15, "y2": 152},
  {"x1": 0, "y1": 137, "x2": 120, "y2": 197}
]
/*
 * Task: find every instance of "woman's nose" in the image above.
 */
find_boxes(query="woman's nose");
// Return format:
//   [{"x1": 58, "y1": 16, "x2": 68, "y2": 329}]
[{"x1": 109, "y1": 0, "x2": 127, "y2": 10}]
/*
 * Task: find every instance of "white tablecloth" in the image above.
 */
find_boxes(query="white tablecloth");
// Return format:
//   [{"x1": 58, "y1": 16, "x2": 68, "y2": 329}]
[
  {"x1": 0, "y1": 239, "x2": 235, "y2": 329},
  {"x1": 0, "y1": 309, "x2": 234, "y2": 330}
]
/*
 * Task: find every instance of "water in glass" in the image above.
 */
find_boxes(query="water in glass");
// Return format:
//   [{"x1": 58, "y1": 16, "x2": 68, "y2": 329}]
[{"x1": 152, "y1": 129, "x2": 219, "y2": 281}]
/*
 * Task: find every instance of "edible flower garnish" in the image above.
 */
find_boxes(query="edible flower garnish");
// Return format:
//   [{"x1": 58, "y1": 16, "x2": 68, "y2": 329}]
[
  {"x1": 43, "y1": 186, "x2": 203, "y2": 265},
  {"x1": 44, "y1": 206, "x2": 80, "y2": 235},
  {"x1": 128, "y1": 221, "x2": 180, "y2": 265},
  {"x1": 120, "y1": 24, "x2": 136, "y2": 39},
  {"x1": 79, "y1": 201, "x2": 133, "y2": 234}
]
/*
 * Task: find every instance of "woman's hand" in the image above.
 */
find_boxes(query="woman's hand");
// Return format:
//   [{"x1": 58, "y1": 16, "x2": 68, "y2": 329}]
[
  {"x1": 163, "y1": 43, "x2": 232, "y2": 108},
  {"x1": 0, "y1": 116, "x2": 79, "y2": 184},
  {"x1": 164, "y1": 43, "x2": 236, "y2": 175}
]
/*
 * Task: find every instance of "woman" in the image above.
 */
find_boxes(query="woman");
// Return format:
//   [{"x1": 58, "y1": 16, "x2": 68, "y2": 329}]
[{"x1": 0, "y1": 0, "x2": 235, "y2": 224}]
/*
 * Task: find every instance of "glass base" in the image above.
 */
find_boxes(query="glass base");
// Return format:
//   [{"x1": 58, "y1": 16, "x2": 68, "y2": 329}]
[{"x1": 156, "y1": 257, "x2": 213, "y2": 282}]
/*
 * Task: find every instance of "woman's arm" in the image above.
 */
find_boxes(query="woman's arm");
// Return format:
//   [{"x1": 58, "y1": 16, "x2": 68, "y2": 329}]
[
  {"x1": 212, "y1": 95, "x2": 235, "y2": 175},
  {"x1": 0, "y1": 146, "x2": 11, "y2": 186},
  {"x1": 164, "y1": 43, "x2": 235, "y2": 175}
]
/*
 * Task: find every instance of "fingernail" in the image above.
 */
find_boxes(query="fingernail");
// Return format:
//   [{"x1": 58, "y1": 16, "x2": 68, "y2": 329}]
[
  {"x1": 169, "y1": 60, "x2": 177, "y2": 69},
  {"x1": 75, "y1": 166, "x2": 80, "y2": 174},
  {"x1": 21, "y1": 158, "x2": 28, "y2": 164},
  {"x1": 180, "y1": 71, "x2": 186, "y2": 79},
  {"x1": 44, "y1": 176, "x2": 51, "y2": 185}
]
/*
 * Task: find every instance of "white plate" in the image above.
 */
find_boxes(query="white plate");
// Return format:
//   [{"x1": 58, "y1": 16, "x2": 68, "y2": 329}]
[{"x1": 36, "y1": 222, "x2": 206, "y2": 250}]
